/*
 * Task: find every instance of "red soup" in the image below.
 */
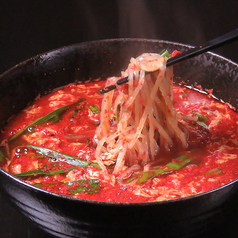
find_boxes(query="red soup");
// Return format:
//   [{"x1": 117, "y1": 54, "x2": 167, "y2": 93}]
[{"x1": 0, "y1": 80, "x2": 238, "y2": 203}]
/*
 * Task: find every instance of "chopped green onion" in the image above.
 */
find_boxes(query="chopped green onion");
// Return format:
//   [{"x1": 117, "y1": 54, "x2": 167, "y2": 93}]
[
  {"x1": 126, "y1": 151, "x2": 196, "y2": 184},
  {"x1": 166, "y1": 154, "x2": 192, "y2": 170},
  {"x1": 194, "y1": 112, "x2": 208, "y2": 121},
  {"x1": 159, "y1": 49, "x2": 172, "y2": 58},
  {"x1": 205, "y1": 168, "x2": 223, "y2": 176},
  {"x1": 34, "y1": 182, "x2": 55, "y2": 188},
  {"x1": 182, "y1": 91, "x2": 188, "y2": 97},
  {"x1": 34, "y1": 179, "x2": 100, "y2": 194},
  {"x1": 136, "y1": 168, "x2": 169, "y2": 184},
  {"x1": 193, "y1": 112, "x2": 209, "y2": 129},
  {"x1": 196, "y1": 121, "x2": 209, "y2": 130},
  {"x1": 67, "y1": 179, "x2": 100, "y2": 194},
  {"x1": 14, "y1": 166, "x2": 76, "y2": 177},
  {"x1": 71, "y1": 99, "x2": 85, "y2": 117},
  {"x1": 88, "y1": 105, "x2": 101, "y2": 113},
  {"x1": 92, "y1": 122, "x2": 100, "y2": 127},
  {"x1": 27, "y1": 144, "x2": 100, "y2": 169},
  {"x1": 9, "y1": 99, "x2": 84, "y2": 141}
]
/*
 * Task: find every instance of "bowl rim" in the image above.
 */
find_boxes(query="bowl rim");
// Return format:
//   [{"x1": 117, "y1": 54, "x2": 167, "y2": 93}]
[
  {"x1": 1, "y1": 165, "x2": 237, "y2": 207},
  {"x1": 1, "y1": 38, "x2": 237, "y2": 79},
  {"x1": 0, "y1": 38, "x2": 238, "y2": 207}
]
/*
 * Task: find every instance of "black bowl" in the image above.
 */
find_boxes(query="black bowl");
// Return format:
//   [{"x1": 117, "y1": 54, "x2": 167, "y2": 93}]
[{"x1": 0, "y1": 39, "x2": 238, "y2": 238}]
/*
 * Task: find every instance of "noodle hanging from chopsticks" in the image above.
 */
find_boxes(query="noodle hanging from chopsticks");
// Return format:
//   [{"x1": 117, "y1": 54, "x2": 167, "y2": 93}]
[{"x1": 94, "y1": 53, "x2": 187, "y2": 176}]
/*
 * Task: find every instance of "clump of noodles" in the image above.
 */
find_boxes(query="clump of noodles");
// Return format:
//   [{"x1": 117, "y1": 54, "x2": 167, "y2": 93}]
[{"x1": 94, "y1": 53, "x2": 187, "y2": 177}]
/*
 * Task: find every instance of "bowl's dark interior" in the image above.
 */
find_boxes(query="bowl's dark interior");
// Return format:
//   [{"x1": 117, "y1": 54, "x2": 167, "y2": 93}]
[{"x1": 0, "y1": 39, "x2": 238, "y2": 238}]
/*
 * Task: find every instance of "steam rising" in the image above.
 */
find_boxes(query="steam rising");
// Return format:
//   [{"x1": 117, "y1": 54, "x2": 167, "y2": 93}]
[{"x1": 117, "y1": 0, "x2": 157, "y2": 38}]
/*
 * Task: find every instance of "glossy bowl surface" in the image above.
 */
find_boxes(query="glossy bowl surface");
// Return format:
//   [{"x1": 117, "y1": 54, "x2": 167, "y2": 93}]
[{"x1": 0, "y1": 39, "x2": 238, "y2": 238}]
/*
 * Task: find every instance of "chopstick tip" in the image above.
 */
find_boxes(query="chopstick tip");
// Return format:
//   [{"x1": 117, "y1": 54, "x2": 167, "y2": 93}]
[{"x1": 100, "y1": 85, "x2": 116, "y2": 94}]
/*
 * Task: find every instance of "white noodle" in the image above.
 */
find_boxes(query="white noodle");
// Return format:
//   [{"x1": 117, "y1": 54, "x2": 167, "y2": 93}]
[{"x1": 94, "y1": 53, "x2": 187, "y2": 179}]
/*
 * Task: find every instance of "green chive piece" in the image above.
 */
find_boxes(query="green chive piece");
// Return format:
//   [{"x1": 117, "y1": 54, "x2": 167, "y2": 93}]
[
  {"x1": 136, "y1": 169, "x2": 168, "y2": 184},
  {"x1": 67, "y1": 179, "x2": 100, "y2": 194},
  {"x1": 9, "y1": 99, "x2": 84, "y2": 141},
  {"x1": 88, "y1": 105, "x2": 101, "y2": 113},
  {"x1": 34, "y1": 179, "x2": 100, "y2": 194},
  {"x1": 194, "y1": 112, "x2": 208, "y2": 121},
  {"x1": 27, "y1": 145, "x2": 91, "y2": 167},
  {"x1": 196, "y1": 121, "x2": 209, "y2": 130},
  {"x1": 14, "y1": 166, "x2": 76, "y2": 177},
  {"x1": 205, "y1": 168, "x2": 223, "y2": 176},
  {"x1": 126, "y1": 151, "x2": 196, "y2": 184},
  {"x1": 166, "y1": 153, "x2": 192, "y2": 170},
  {"x1": 159, "y1": 49, "x2": 172, "y2": 58},
  {"x1": 193, "y1": 112, "x2": 209, "y2": 129}
]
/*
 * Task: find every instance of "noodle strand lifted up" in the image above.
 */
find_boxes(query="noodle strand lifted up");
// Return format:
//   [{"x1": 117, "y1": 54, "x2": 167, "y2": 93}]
[{"x1": 94, "y1": 53, "x2": 187, "y2": 177}]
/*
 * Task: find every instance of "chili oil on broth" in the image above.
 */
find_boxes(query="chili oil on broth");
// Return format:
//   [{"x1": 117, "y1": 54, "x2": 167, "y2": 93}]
[{"x1": 0, "y1": 80, "x2": 238, "y2": 203}]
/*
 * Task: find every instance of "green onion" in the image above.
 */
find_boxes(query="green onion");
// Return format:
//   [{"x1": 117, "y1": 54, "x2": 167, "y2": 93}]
[
  {"x1": 182, "y1": 91, "x2": 188, "y2": 97},
  {"x1": 14, "y1": 166, "x2": 76, "y2": 177},
  {"x1": 166, "y1": 154, "x2": 192, "y2": 170},
  {"x1": 27, "y1": 144, "x2": 100, "y2": 169},
  {"x1": 34, "y1": 179, "x2": 100, "y2": 194},
  {"x1": 159, "y1": 49, "x2": 172, "y2": 58},
  {"x1": 205, "y1": 168, "x2": 223, "y2": 176},
  {"x1": 92, "y1": 122, "x2": 100, "y2": 127},
  {"x1": 194, "y1": 112, "x2": 209, "y2": 129},
  {"x1": 196, "y1": 121, "x2": 209, "y2": 130},
  {"x1": 68, "y1": 179, "x2": 100, "y2": 194},
  {"x1": 136, "y1": 168, "x2": 169, "y2": 184},
  {"x1": 9, "y1": 99, "x2": 84, "y2": 141},
  {"x1": 126, "y1": 151, "x2": 196, "y2": 184},
  {"x1": 194, "y1": 112, "x2": 208, "y2": 121},
  {"x1": 88, "y1": 104, "x2": 101, "y2": 113},
  {"x1": 71, "y1": 99, "x2": 85, "y2": 117}
]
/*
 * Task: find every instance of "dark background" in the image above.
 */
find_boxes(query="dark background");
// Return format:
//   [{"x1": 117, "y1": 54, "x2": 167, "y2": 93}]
[
  {"x1": 0, "y1": 1, "x2": 237, "y2": 237},
  {"x1": 0, "y1": 0, "x2": 238, "y2": 75}
]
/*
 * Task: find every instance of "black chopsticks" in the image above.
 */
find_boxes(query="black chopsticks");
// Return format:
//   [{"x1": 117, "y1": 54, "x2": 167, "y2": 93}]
[{"x1": 100, "y1": 28, "x2": 238, "y2": 94}]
